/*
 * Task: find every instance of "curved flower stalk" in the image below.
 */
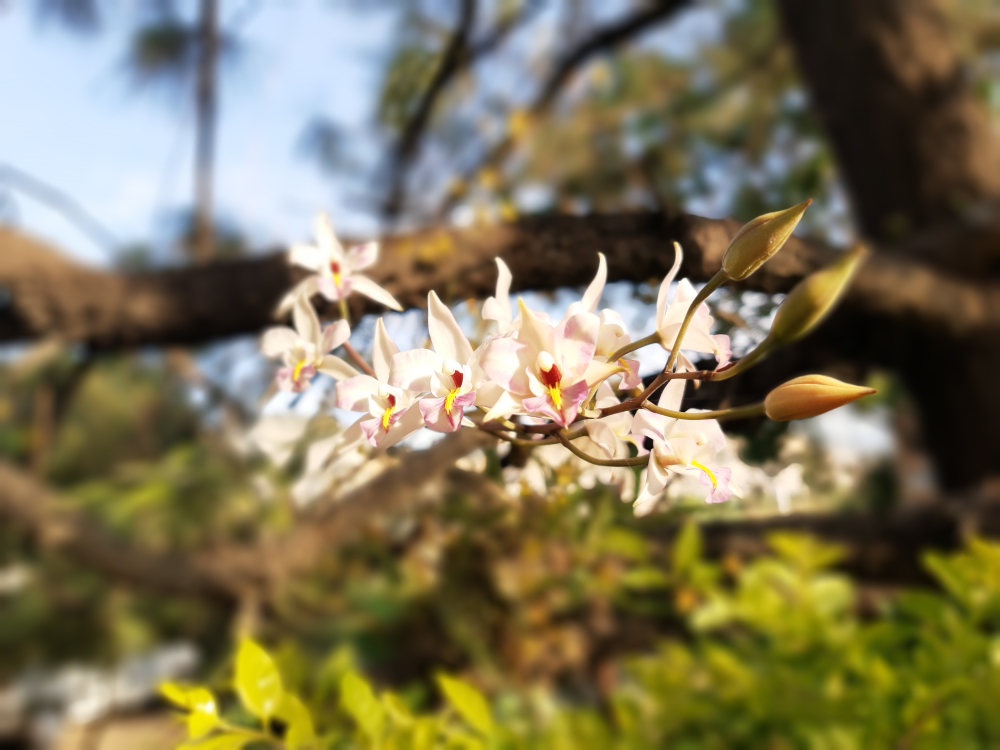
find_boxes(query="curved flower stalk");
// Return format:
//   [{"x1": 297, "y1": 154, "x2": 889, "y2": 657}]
[
  {"x1": 655, "y1": 243, "x2": 731, "y2": 370},
  {"x1": 261, "y1": 293, "x2": 354, "y2": 392},
  {"x1": 389, "y1": 291, "x2": 478, "y2": 432},
  {"x1": 334, "y1": 319, "x2": 425, "y2": 448},
  {"x1": 280, "y1": 213, "x2": 403, "y2": 314},
  {"x1": 629, "y1": 379, "x2": 743, "y2": 514}
]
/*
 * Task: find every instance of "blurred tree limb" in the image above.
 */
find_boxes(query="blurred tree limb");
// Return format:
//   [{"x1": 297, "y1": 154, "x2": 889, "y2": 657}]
[
  {"x1": 0, "y1": 429, "x2": 493, "y2": 608},
  {"x1": 435, "y1": 0, "x2": 693, "y2": 220},
  {"x1": 2, "y1": 215, "x2": 998, "y2": 347}
]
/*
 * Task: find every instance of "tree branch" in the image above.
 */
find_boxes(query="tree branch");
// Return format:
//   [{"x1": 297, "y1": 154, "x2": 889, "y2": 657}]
[
  {"x1": 436, "y1": 0, "x2": 692, "y2": 219},
  {"x1": 0, "y1": 430, "x2": 495, "y2": 606},
  {"x1": 3, "y1": 214, "x2": 998, "y2": 349},
  {"x1": 381, "y1": 0, "x2": 478, "y2": 220}
]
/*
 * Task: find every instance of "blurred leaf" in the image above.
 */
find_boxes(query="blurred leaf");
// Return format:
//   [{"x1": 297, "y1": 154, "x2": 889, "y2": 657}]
[
  {"x1": 276, "y1": 693, "x2": 316, "y2": 749},
  {"x1": 436, "y1": 673, "x2": 493, "y2": 736},
  {"x1": 234, "y1": 638, "x2": 284, "y2": 720},
  {"x1": 159, "y1": 682, "x2": 218, "y2": 739},
  {"x1": 340, "y1": 671, "x2": 384, "y2": 738}
]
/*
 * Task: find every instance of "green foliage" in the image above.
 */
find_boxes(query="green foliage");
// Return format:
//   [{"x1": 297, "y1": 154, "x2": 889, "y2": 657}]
[{"x1": 166, "y1": 535, "x2": 1000, "y2": 749}]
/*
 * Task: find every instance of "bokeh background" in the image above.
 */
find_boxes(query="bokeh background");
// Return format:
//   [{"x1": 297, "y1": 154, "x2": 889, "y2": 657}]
[{"x1": 1, "y1": 0, "x2": 999, "y2": 747}]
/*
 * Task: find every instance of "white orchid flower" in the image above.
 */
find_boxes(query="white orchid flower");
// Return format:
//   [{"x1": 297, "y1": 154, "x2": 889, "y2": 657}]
[
  {"x1": 656, "y1": 242, "x2": 731, "y2": 370},
  {"x1": 478, "y1": 300, "x2": 619, "y2": 426},
  {"x1": 566, "y1": 253, "x2": 641, "y2": 390},
  {"x1": 334, "y1": 318, "x2": 425, "y2": 448},
  {"x1": 282, "y1": 213, "x2": 403, "y2": 313},
  {"x1": 388, "y1": 291, "x2": 478, "y2": 433},
  {"x1": 628, "y1": 379, "x2": 742, "y2": 514},
  {"x1": 261, "y1": 293, "x2": 355, "y2": 392},
  {"x1": 584, "y1": 383, "x2": 646, "y2": 460}
]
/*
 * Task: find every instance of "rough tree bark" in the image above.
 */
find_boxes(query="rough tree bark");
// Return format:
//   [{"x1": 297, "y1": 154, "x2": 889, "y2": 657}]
[{"x1": 778, "y1": 0, "x2": 1000, "y2": 490}]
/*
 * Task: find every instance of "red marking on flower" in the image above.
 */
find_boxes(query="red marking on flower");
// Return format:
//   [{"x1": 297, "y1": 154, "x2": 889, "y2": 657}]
[
  {"x1": 451, "y1": 369, "x2": 464, "y2": 389},
  {"x1": 385, "y1": 393, "x2": 396, "y2": 408},
  {"x1": 539, "y1": 362, "x2": 562, "y2": 388}
]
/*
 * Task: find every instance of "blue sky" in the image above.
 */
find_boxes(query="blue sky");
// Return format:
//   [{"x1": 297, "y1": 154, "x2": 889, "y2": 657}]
[{"x1": 0, "y1": 1, "x2": 397, "y2": 266}]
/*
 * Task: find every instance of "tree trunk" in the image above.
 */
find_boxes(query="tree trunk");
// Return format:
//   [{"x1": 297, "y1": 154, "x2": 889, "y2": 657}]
[
  {"x1": 192, "y1": 0, "x2": 219, "y2": 264},
  {"x1": 777, "y1": 0, "x2": 1000, "y2": 490}
]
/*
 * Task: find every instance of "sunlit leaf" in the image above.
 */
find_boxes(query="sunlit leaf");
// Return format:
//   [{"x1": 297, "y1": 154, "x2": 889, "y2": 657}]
[
  {"x1": 436, "y1": 673, "x2": 493, "y2": 736},
  {"x1": 276, "y1": 693, "x2": 317, "y2": 749},
  {"x1": 159, "y1": 682, "x2": 218, "y2": 739},
  {"x1": 340, "y1": 671, "x2": 384, "y2": 738},
  {"x1": 234, "y1": 638, "x2": 284, "y2": 720}
]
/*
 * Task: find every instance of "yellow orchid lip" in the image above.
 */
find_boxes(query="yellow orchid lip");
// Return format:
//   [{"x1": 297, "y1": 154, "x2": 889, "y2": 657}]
[
  {"x1": 547, "y1": 385, "x2": 563, "y2": 410},
  {"x1": 691, "y1": 459, "x2": 717, "y2": 488},
  {"x1": 444, "y1": 388, "x2": 459, "y2": 415}
]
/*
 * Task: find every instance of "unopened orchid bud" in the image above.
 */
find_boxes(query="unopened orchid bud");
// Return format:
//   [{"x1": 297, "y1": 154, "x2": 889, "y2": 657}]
[
  {"x1": 764, "y1": 375, "x2": 876, "y2": 421},
  {"x1": 768, "y1": 245, "x2": 867, "y2": 345},
  {"x1": 722, "y1": 200, "x2": 812, "y2": 280}
]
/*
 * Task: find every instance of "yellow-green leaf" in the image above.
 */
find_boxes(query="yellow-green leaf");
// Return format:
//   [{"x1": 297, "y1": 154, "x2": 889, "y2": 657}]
[
  {"x1": 340, "y1": 671, "x2": 384, "y2": 738},
  {"x1": 276, "y1": 693, "x2": 317, "y2": 749},
  {"x1": 672, "y1": 519, "x2": 702, "y2": 575},
  {"x1": 234, "y1": 638, "x2": 284, "y2": 720},
  {"x1": 159, "y1": 683, "x2": 218, "y2": 739},
  {"x1": 436, "y1": 673, "x2": 493, "y2": 736},
  {"x1": 179, "y1": 733, "x2": 248, "y2": 749}
]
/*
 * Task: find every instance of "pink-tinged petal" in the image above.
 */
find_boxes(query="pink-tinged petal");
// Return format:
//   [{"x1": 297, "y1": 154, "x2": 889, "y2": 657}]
[
  {"x1": 566, "y1": 252, "x2": 607, "y2": 317},
  {"x1": 428, "y1": 291, "x2": 473, "y2": 363},
  {"x1": 377, "y1": 403, "x2": 425, "y2": 449},
  {"x1": 293, "y1": 294, "x2": 322, "y2": 346},
  {"x1": 473, "y1": 381, "x2": 505, "y2": 408},
  {"x1": 479, "y1": 336, "x2": 532, "y2": 394},
  {"x1": 516, "y1": 299, "x2": 555, "y2": 355},
  {"x1": 581, "y1": 252, "x2": 607, "y2": 313},
  {"x1": 555, "y1": 312, "x2": 599, "y2": 381},
  {"x1": 698, "y1": 465, "x2": 734, "y2": 504},
  {"x1": 482, "y1": 389, "x2": 522, "y2": 422},
  {"x1": 389, "y1": 348, "x2": 443, "y2": 391},
  {"x1": 315, "y1": 213, "x2": 344, "y2": 262},
  {"x1": 277, "y1": 363, "x2": 316, "y2": 392},
  {"x1": 585, "y1": 418, "x2": 620, "y2": 459},
  {"x1": 321, "y1": 319, "x2": 351, "y2": 352},
  {"x1": 318, "y1": 355, "x2": 359, "y2": 381},
  {"x1": 347, "y1": 240, "x2": 378, "y2": 272},
  {"x1": 418, "y1": 396, "x2": 448, "y2": 432},
  {"x1": 583, "y1": 360, "x2": 623, "y2": 389},
  {"x1": 317, "y1": 276, "x2": 345, "y2": 301},
  {"x1": 712, "y1": 334, "x2": 732, "y2": 368},
  {"x1": 334, "y1": 374, "x2": 381, "y2": 411},
  {"x1": 482, "y1": 257, "x2": 512, "y2": 324},
  {"x1": 671, "y1": 416, "x2": 727, "y2": 453},
  {"x1": 657, "y1": 378, "x2": 687, "y2": 412},
  {"x1": 275, "y1": 276, "x2": 321, "y2": 316},
  {"x1": 655, "y1": 241, "x2": 684, "y2": 324},
  {"x1": 360, "y1": 417, "x2": 383, "y2": 446},
  {"x1": 619, "y1": 359, "x2": 642, "y2": 389},
  {"x1": 261, "y1": 326, "x2": 298, "y2": 357},
  {"x1": 420, "y1": 391, "x2": 476, "y2": 432},
  {"x1": 352, "y1": 275, "x2": 403, "y2": 311},
  {"x1": 630, "y1": 408, "x2": 670, "y2": 444},
  {"x1": 372, "y1": 318, "x2": 400, "y2": 382},
  {"x1": 522, "y1": 378, "x2": 590, "y2": 426},
  {"x1": 288, "y1": 243, "x2": 326, "y2": 273}
]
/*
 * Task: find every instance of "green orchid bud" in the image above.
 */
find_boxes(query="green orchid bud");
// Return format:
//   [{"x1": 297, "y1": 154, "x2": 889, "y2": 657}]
[
  {"x1": 769, "y1": 245, "x2": 868, "y2": 346},
  {"x1": 764, "y1": 374, "x2": 876, "y2": 421},
  {"x1": 722, "y1": 200, "x2": 812, "y2": 280}
]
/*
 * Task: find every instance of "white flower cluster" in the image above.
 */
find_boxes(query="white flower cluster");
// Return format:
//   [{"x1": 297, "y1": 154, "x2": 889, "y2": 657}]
[{"x1": 261, "y1": 215, "x2": 745, "y2": 515}]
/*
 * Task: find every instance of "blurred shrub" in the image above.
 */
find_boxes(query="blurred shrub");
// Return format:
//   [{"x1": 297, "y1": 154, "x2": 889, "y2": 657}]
[{"x1": 162, "y1": 532, "x2": 1000, "y2": 749}]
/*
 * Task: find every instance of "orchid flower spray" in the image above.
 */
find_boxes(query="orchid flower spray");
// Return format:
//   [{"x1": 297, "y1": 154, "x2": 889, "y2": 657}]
[{"x1": 259, "y1": 202, "x2": 875, "y2": 514}]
